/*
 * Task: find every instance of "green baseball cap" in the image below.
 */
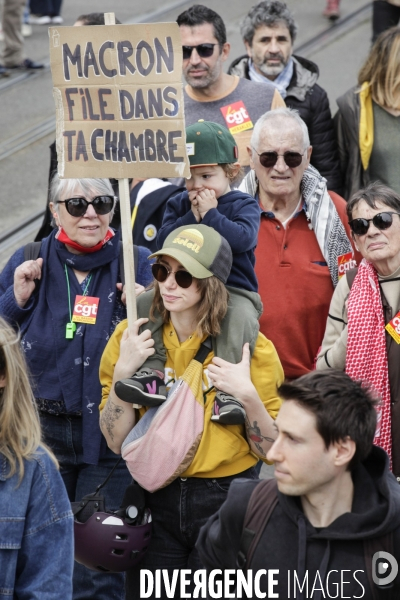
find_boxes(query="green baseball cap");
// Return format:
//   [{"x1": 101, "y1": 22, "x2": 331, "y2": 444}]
[
  {"x1": 186, "y1": 120, "x2": 239, "y2": 167},
  {"x1": 148, "y1": 224, "x2": 233, "y2": 283}
]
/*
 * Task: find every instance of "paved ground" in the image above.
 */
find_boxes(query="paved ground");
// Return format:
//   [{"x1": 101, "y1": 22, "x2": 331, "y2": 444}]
[{"x1": 0, "y1": 0, "x2": 371, "y2": 265}]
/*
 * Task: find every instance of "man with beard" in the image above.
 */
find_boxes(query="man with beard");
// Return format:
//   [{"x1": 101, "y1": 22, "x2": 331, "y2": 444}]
[
  {"x1": 177, "y1": 4, "x2": 285, "y2": 169},
  {"x1": 229, "y1": 1, "x2": 342, "y2": 194}
]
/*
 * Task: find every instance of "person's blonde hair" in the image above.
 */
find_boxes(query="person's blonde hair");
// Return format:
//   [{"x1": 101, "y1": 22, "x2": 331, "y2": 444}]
[
  {"x1": 150, "y1": 266, "x2": 229, "y2": 338},
  {"x1": 358, "y1": 26, "x2": 400, "y2": 110},
  {"x1": 221, "y1": 163, "x2": 244, "y2": 185},
  {"x1": 0, "y1": 318, "x2": 57, "y2": 480}
]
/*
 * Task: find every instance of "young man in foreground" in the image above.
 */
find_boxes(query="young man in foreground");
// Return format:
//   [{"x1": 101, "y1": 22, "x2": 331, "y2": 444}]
[{"x1": 197, "y1": 370, "x2": 400, "y2": 598}]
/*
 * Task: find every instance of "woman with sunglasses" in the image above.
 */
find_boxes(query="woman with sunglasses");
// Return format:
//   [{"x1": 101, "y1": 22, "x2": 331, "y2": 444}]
[
  {"x1": 99, "y1": 224, "x2": 283, "y2": 598},
  {"x1": 317, "y1": 182, "x2": 400, "y2": 478},
  {"x1": 0, "y1": 176, "x2": 153, "y2": 600}
]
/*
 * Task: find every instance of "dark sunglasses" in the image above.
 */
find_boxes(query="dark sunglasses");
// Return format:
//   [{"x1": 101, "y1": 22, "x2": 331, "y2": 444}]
[
  {"x1": 252, "y1": 147, "x2": 306, "y2": 168},
  {"x1": 182, "y1": 43, "x2": 217, "y2": 60},
  {"x1": 57, "y1": 195, "x2": 115, "y2": 217},
  {"x1": 349, "y1": 211, "x2": 400, "y2": 235},
  {"x1": 152, "y1": 263, "x2": 193, "y2": 289}
]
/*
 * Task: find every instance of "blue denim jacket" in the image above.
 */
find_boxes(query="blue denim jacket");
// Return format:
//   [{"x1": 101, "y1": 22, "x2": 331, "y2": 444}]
[{"x1": 0, "y1": 447, "x2": 73, "y2": 599}]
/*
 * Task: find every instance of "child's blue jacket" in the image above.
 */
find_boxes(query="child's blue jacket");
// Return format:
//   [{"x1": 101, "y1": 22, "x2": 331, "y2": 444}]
[{"x1": 157, "y1": 190, "x2": 260, "y2": 292}]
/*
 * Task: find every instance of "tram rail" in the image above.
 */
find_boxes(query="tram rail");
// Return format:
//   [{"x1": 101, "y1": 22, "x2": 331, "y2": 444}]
[{"x1": 0, "y1": 1, "x2": 372, "y2": 262}]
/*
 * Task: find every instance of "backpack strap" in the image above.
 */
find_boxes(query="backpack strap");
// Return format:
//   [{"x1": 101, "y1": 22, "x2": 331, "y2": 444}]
[
  {"x1": 119, "y1": 242, "x2": 139, "y2": 287},
  {"x1": 194, "y1": 336, "x2": 212, "y2": 363},
  {"x1": 346, "y1": 266, "x2": 358, "y2": 289},
  {"x1": 237, "y1": 478, "x2": 278, "y2": 568},
  {"x1": 24, "y1": 241, "x2": 42, "y2": 261},
  {"x1": 364, "y1": 533, "x2": 396, "y2": 600}
]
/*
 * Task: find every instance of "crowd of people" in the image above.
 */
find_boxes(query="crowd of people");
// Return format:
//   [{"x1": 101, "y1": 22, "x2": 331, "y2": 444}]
[{"x1": 1, "y1": 1, "x2": 400, "y2": 599}]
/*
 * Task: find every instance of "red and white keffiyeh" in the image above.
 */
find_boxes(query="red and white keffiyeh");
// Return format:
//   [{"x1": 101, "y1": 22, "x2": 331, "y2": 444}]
[{"x1": 346, "y1": 259, "x2": 392, "y2": 462}]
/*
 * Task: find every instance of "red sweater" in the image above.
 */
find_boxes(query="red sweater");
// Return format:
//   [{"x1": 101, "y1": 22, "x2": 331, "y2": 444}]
[{"x1": 255, "y1": 192, "x2": 360, "y2": 379}]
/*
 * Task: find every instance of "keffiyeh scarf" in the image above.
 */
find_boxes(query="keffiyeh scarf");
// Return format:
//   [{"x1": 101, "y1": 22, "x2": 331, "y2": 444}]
[
  {"x1": 346, "y1": 259, "x2": 392, "y2": 462},
  {"x1": 239, "y1": 165, "x2": 353, "y2": 286}
]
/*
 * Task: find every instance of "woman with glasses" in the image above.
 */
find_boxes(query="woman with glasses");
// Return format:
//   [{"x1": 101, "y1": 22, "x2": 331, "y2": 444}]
[
  {"x1": 317, "y1": 182, "x2": 400, "y2": 479},
  {"x1": 0, "y1": 176, "x2": 153, "y2": 600},
  {"x1": 99, "y1": 224, "x2": 283, "y2": 599}
]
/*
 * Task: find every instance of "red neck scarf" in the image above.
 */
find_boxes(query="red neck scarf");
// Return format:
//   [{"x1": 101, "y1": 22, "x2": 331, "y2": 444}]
[
  {"x1": 56, "y1": 227, "x2": 115, "y2": 254},
  {"x1": 346, "y1": 259, "x2": 392, "y2": 464}
]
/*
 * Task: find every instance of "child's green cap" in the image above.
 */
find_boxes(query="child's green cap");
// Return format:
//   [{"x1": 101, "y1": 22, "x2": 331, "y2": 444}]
[{"x1": 186, "y1": 120, "x2": 239, "y2": 167}]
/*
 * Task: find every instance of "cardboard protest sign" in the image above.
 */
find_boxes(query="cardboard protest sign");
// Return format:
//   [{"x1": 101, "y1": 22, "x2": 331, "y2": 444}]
[{"x1": 49, "y1": 23, "x2": 190, "y2": 179}]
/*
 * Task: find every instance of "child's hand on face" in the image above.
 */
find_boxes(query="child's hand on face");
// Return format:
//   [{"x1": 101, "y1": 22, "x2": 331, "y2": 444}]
[
  {"x1": 188, "y1": 190, "x2": 201, "y2": 222},
  {"x1": 196, "y1": 189, "x2": 218, "y2": 218}
]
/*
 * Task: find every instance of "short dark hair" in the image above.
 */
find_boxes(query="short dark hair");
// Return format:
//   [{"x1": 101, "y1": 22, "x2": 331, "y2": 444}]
[
  {"x1": 240, "y1": 0, "x2": 298, "y2": 46},
  {"x1": 346, "y1": 181, "x2": 400, "y2": 221},
  {"x1": 177, "y1": 4, "x2": 226, "y2": 46},
  {"x1": 278, "y1": 370, "x2": 378, "y2": 469},
  {"x1": 75, "y1": 13, "x2": 122, "y2": 25}
]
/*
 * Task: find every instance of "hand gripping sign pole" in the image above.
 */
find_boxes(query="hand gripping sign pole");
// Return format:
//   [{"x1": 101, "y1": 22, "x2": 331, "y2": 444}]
[{"x1": 105, "y1": 13, "x2": 137, "y2": 323}]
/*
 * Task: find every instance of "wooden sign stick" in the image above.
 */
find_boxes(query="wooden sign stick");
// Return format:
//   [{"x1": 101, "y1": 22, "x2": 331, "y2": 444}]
[{"x1": 105, "y1": 12, "x2": 137, "y2": 325}]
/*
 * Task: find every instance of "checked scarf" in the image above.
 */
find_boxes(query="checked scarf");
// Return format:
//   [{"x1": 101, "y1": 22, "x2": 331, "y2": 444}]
[
  {"x1": 239, "y1": 165, "x2": 353, "y2": 286},
  {"x1": 346, "y1": 259, "x2": 392, "y2": 462}
]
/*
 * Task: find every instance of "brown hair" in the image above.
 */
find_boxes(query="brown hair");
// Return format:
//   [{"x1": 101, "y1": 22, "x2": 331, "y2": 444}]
[
  {"x1": 358, "y1": 26, "x2": 400, "y2": 109},
  {"x1": 150, "y1": 271, "x2": 229, "y2": 338}
]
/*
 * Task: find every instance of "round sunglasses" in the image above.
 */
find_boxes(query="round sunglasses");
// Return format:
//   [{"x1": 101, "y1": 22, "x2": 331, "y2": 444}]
[
  {"x1": 252, "y1": 147, "x2": 306, "y2": 169},
  {"x1": 152, "y1": 263, "x2": 193, "y2": 288},
  {"x1": 349, "y1": 211, "x2": 400, "y2": 236},
  {"x1": 57, "y1": 195, "x2": 116, "y2": 217},
  {"x1": 182, "y1": 43, "x2": 217, "y2": 60}
]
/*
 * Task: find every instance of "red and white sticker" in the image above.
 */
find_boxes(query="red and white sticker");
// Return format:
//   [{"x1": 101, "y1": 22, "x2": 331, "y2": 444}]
[
  {"x1": 386, "y1": 311, "x2": 400, "y2": 344},
  {"x1": 220, "y1": 101, "x2": 253, "y2": 135},
  {"x1": 72, "y1": 295, "x2": 100, "y2": 325},
  {"x1": 337, "y1": 252, "x2": 357, "y2": 279}
]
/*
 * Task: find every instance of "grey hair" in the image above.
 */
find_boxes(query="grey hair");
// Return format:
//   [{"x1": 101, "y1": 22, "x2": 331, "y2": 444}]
[
  {"x1": 250, "y1": 107, "x2": 310, "y2": 152},
  {"x1": 49, "y1": 175, "x2": 117, "y2": 220},
  {"x1": 240, "y1": 0, "x2": 298, "y2": 46},
  {"x1": 347, "y1": 181, "x2": 400, "y2": 220}
]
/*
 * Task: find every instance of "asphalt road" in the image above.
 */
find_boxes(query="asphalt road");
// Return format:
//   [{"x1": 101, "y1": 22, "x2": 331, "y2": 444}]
[{"x1": 0, "y1": 0, "x2": 372, "y2": 267}]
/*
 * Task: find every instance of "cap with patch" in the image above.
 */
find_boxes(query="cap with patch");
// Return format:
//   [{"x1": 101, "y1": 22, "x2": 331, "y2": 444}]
[
  {"x1": 148, "y1": 224, "x2": 233, "y2": 283},
  {"x1": 186, "y1": 120, "x2": 238, "y2": 167}
]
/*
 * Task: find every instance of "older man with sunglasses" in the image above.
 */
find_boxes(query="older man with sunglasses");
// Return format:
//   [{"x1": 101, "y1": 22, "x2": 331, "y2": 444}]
[
  {"x1": 240, "y1": 107, "x2": 360, "y2": 380},
  {"x1": 317, "y1": 182, "x2": 400, "y2": 480},
  {"x1": 177, "y1": 4, "x2": 285, "y2": 169}
]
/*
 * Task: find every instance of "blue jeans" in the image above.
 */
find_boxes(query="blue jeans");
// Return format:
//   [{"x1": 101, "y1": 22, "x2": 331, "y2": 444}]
[
  {"x1": 125, "y1": 467, "x2": 258, "y2": 599},
  {"x1": 40, "y1": 412, "x2": 132, "y2": 600}
]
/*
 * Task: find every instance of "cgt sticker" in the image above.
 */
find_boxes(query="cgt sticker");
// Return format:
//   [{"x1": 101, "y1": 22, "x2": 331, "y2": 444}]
[
  {"x1": 220, "y1": 101, "x2": 253, "y2": 135},
  {"x1": 337, "y1": 252, "x2": 357, "y2": 279},
  {"x1": 386, "y1": 312, "x2": 400, "y2": 344},
  {"x1": 72, "y1": 295, "x2": 100, "y2": 324}
]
